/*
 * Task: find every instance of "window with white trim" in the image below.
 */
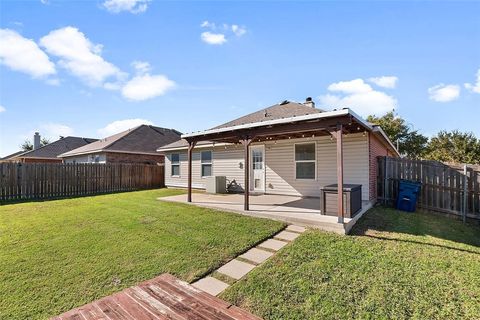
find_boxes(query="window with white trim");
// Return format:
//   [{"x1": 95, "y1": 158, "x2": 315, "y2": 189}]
[
  {"x1": 171, "y1": 153, "x2": 180, "y2": 176},
  {"x1": 295, "y1": 143, "x2": 316, "y2": 179},
  {"x1": 201, "y1": 151, "x2": 212, "y2": 177}
]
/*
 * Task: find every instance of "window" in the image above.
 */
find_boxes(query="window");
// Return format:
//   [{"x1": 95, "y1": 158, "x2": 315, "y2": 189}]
[
  {"x1": 171, "y1": 153, "x2": 180, "y2": 176},
  {"x1": 295, "y1": 143, "x2": 316, "y2": 179},
  {"x1": 252, "y1": 149, "x2": 263, "y2": 170},
  {"x1": 94, "y1": 155, "x2": 100, "y2": 163},
  {"x1": 201, "y1": 151, "x2": 212, "y2": 177}
]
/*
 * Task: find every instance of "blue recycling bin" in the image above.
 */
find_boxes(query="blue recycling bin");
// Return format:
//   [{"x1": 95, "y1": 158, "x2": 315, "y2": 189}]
[{"x1": 396, "y1": 180, "x2": 421, "y2": 212}]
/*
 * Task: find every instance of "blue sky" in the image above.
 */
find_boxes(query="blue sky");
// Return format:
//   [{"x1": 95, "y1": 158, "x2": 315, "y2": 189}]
[{"x1": 0, "y1": 0, "x2": 479, "y2": 156}]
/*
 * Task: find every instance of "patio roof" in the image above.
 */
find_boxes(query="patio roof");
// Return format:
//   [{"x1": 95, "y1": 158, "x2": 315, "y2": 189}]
[{"x1": 182, "y1": 108, "x2": 372, "y2": 143}]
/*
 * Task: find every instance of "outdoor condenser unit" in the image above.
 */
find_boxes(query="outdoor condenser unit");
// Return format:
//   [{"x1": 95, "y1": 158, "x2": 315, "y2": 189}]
[{"x1": 205, "y1": 176, "x2": 227, "y2": 194}]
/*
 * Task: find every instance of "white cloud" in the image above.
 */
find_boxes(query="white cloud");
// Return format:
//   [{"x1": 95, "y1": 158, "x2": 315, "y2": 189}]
[
  {"x1": 231, "y1": 25, "x2": 246, "y2": 37},
  {"x1": 98, "y1": 118, "x2": 153, "y2": 136},
  {"x1": 319, "y1": 78, "x2": 397, "y2": 117},
  {"x1": 0, "y1": 105, "x2": 5, "y2": 113},
  {"x1": 428, "y1": 84, "x2": 460, "y2": 102},
  {"x1": 103, "y1": 0, "x2": 150, "y2": 14},
  {"x1": 368, "y1": 76, "x2": 398, "y2": 89},
  {"x1": 41, "y1": 123, "x2": 74, "y2": 138},
  {"x1": 327, "y1": 78, "x2": 372, "y2": 94},
  {"x1": 464, "y1": 68, "x2": 480, "y2": 94},
  {"x1": 39, "y1": 26, "x2": 125, "y2": 87},
  {"x1": 200, "y1": 21, "x2": 246, "y2": 45},
  {"x1": 0, "y1": 29, "x2": 56, "y2": 78},
  {"x1": 201, "y1": 21, "x2": 215, "y2": 29},
  {"x1": 40, "y1": 0, "x2": 49, "y2": 4},
  {"x1": 131, "y1": 60, "x2": 151, "y2": 75},
  {"x1": 201, "y1": 32, "x2": 227, "y2": 45},
  {"x1": 121, "y1": 74, "x2": 175, "y2": 101}
]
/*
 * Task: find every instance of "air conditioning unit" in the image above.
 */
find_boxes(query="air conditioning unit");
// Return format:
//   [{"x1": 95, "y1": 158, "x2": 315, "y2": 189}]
[{"x1": 205, "y1": 176, "x2": 227, "y2": 194}]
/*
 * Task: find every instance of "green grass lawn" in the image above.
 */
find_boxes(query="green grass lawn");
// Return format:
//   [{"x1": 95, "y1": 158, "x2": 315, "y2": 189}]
[
  {"x1": 0, "y1": 189, "x2": 284, "y2": 320},
  {"x1": 222, "y1": 207, "x2": 480, "y2": 320}
]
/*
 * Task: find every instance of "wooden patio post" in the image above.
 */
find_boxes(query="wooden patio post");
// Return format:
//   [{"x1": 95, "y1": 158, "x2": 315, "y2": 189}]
[
  {"x1": 187, "y1": 140, "x2": 196, "y2": 203},
  {"x1": 240, "y1": 137, "x2": 253, "y2": 211},
  {"x1": 336, "y1": 123, "x2": 344, "y2": 223}
]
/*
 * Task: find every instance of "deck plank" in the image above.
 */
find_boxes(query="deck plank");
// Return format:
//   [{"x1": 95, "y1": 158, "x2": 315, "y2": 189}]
[{"x1": 52, "y1": 274, "x2": 260, "y2": 320}]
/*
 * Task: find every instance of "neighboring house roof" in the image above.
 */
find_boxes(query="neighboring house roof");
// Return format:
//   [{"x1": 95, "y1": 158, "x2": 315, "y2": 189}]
[
  {"x1": 59, "y1": 125, "x2": 182, "y2": 158},
  {"x1": 212, "y1": 100, "x2": 323, "y2": 129},
  {"x1": 14, "y1": 136, "x2": 98, "y2": 160},
  {"x1": 1, "y1": 150, "x2": 27, "y2": 161}
]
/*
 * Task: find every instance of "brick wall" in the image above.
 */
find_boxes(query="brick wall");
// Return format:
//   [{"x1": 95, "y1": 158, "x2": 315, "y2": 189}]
[
  {"x1": 368, "y1": 133, "x2": 390, "y2": 201},
  {"x1": 106, "y1": 152, "x2": 164, "y2": 165}
]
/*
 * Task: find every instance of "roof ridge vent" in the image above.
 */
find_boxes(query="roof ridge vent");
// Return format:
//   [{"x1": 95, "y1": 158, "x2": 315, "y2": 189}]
[{"x1": 279, "y1": 100, "x2": 289, "y2": 105}]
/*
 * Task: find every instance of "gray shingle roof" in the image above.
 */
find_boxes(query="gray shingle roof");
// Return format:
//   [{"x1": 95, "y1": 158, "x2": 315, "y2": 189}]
[
  {"x1": 212, "y1": 101, "x2": 323, "y2": 129},
  {"x1": 18, "y1": 136, "x2": 98, "y2": 159},
  {"x1": 60, "y1": 125, "x2": 182, "y2": 157},
  {"x1": 1, "y1": 150, "x2": 27, "y2": 160}
]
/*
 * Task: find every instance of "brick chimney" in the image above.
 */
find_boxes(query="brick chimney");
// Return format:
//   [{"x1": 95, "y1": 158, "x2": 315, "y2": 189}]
[
  {"x1": 33, "y1": 132, "x2": 41, "y2": 150},
  {"x1": 304, "y1": 97, "x2": 315, "y2": 108}
]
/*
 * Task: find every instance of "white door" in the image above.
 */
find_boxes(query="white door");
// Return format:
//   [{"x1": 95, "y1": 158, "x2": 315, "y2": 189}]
[{"x1": 250, "y1": 146, "x2": 265, "y2": 192}]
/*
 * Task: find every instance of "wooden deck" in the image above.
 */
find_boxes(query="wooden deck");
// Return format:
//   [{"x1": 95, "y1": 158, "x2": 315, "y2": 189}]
[{"x1": 51, "y1": 274, "x2": 261, "y2": 320}]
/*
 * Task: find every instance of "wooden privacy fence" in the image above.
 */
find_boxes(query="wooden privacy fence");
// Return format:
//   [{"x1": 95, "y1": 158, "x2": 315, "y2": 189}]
[
  {"x1": 0, "y1": 162, "x2": 164, "y2": 202},
  {"x1": 378, "y1": 157, "x2": 480, "y2": 220}
]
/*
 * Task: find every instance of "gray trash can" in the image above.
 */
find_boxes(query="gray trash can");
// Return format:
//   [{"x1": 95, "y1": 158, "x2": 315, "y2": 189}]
[{"x1": 320, "y1": 184, "x2": 362, "y2": 218}]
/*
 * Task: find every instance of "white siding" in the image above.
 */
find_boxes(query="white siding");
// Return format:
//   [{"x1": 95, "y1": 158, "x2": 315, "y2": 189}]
[
  {"x1": 163, "y1": 133, "x2": 370, "y2": 200},
  {"x1": 265, "y1": 133, "x2": 369, "y2": 199},
  {"x1": 164, "y1": 146, "x2": 245, "y2": 190}
]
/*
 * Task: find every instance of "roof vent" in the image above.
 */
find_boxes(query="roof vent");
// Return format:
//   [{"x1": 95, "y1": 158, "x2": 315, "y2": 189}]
[
  {"x1": 279, "y1": 100, "x2": 289, "y2": 105},
  {"x1": 304, "y1": 97, "x2": 315, "y2": 108}
]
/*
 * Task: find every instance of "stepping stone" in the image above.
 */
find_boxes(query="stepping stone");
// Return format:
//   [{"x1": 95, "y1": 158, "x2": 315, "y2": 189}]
[
  {"x1": 239, "y1": 248, "x2": 274, "y2": 264},
  {"x1": 217, "y1": 259, "x2": 256, "y2": 280},
  {"x1": 275, "y1": 231, "x2": 300, "y2": 241},
  {"x1": 192, "y1": 276, "x2": 229, "y2": 296},
  {"x1": 258, "y1": 239, "x2": 288, "y2": 251},
  {"x1": 286, "y1": 225, "x2": 306, "y2": 233}
]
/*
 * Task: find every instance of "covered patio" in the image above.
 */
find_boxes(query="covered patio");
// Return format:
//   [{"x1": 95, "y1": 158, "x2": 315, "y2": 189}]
[
  {"x1": 160, "y1": 193, "x2": 372, "y2": 234},
  {"x1": 181, "y1": 107, "x2": 373, "y2": 227}
]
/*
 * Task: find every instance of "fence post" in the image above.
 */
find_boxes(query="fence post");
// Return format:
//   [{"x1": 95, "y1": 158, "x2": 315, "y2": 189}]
[
  {"x1": 384, "y1": 156, "x2": 388, "y2": 205},
  {"x1": 463, "y1": 164, "x2": 467, "y2": 223}
]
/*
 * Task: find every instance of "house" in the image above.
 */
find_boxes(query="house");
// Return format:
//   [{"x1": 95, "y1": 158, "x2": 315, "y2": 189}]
[
  {"x1": 59, "y1": 125, "x2": 181, "y2": 164},
  {"x1": 3, "y1": 134, "x2": 98, "y2": 163},
  {"x1": 157, "y1": 98, "x2": 398, "y2": 229}
]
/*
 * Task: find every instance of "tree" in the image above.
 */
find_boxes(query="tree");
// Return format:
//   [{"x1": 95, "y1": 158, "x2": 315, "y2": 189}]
[
  {"x1": 425, "y1": 130, "x2": 480, "y2": 164},
  {"x1": 366, "y1": 111, "x2": 428, "y2": 159},
  {"x1": 19, "y1": 137, "x2": 51, "y2": 151}
]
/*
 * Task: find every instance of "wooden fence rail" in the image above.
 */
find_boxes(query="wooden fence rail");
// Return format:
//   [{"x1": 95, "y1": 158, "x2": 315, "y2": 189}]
[
  {"x1": 377, "y1": 157, "x2": 480, "y2": 220},
  {"x1": 0, "y1": 162, "x2": 164, "y2": 202}
]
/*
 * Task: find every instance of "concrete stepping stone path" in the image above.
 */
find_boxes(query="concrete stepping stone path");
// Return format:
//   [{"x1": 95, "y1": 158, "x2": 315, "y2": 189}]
[
  {"x1": 275, "y1": 230, "x2": 300, "y2": 241},
  {"x1": 192, "y1": 276, "x2": 230, "y2": 296},
  {"x1": 239, "y1": 248, "x2": 273, "y2": 264},
  {"x1": 191, "y1": 225, "x2": 307, "y2": 296}
]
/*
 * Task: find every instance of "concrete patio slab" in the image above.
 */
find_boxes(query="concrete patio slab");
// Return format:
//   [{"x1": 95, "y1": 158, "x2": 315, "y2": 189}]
[
  {"x1": 192, "y1": 276, "x2": 229, "y2": 296},
  {"x1": 159, "y1": 193, "x2": 373, "y2": 234},
  {"x1": 258, "y1": 238, "x2": 288, "y2": 251},
  {"x1": 217, "y1": 259, "x2": 256, "y2": 280},
  {"x1": 275, "y1": 230, "x2": 300, "y2": 241},
  {"x1": 239, "y1": 248, "x2": 274, "y2": 264},
  {"x1": 286, "y1": 225, "x2": 307, "y2": 233}
]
